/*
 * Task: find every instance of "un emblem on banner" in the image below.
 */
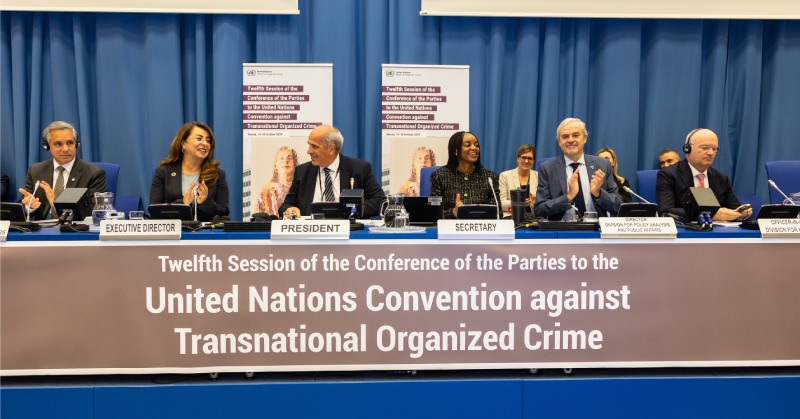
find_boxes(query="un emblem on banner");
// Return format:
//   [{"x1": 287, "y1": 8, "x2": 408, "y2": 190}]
[
  {"x1": 385, "y1": 69, "x2": 395, "y2": 77},
  {"x1": 247, "y1": 69, "x2": 256, "y2": 77}
]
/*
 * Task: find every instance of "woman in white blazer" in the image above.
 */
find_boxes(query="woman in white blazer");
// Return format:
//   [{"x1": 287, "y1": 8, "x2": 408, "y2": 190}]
[{"x1": 498, "y1": 144, "x2": 538, "y2": 217}]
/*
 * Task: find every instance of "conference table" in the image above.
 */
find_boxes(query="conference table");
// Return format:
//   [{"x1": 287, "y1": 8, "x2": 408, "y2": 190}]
[
  {"x1": 2, "y1": 221, "x2": 766, "y2": 241},
  {"x1": 1, "y1": 222, "x2": 797, "y2": 418}
]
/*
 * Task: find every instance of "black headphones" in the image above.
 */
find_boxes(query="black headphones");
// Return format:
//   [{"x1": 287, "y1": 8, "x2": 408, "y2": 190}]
[
  {"x1": 682, "y1": 128, "x2": 702, "y2": 154},
  {"x1": 42, "y1": 129, "x2": 81, "y2": 150}
]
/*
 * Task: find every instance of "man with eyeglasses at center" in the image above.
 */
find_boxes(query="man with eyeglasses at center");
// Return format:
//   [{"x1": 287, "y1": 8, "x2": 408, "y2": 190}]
[{"x1": 656, "y1": 128, "x2": 752, "y2": 221}]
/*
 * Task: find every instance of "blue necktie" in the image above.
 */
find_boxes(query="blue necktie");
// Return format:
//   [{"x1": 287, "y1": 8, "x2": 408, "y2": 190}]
[{"x1": 569, "y1": 162, "x2": 586, "y2": 215}]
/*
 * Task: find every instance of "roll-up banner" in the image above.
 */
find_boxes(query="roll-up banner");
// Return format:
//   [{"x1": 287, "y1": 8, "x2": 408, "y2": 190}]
[
  {"x1": 381, "y1": 65, "x2": 469, "y2": 196},
  {"x1": 242, "y1": 64, "x2": 333, "y2": 219}
]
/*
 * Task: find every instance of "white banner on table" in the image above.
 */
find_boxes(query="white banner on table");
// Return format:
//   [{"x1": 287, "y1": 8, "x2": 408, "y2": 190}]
[
  {"x1": 759, "y1": 218, "x2": 800, "y2": 238},
  {"x1": 242, "y1": 64, "x2": 333, "y2": 219},
  {"x1": 599, "y1": 217, "x2": 677, "y2": 238},
  {"x1": 381, "y1": 65, "x2": 469, "y2": 196}
]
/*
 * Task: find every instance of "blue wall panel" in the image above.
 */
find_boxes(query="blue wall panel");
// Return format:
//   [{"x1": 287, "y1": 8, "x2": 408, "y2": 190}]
[
  {"x1": 522, "y1": 376, "x2": 800, "y2": 418},
  {"x1": 93, "y1": 379, "x2": 522, "y2": 419},
  {"x1": 0, "y1": 387, "x2": 94, "y2": 419}
]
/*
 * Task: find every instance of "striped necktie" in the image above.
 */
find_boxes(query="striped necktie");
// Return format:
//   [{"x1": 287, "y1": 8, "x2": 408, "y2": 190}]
[{"x1": 323, "y1": 168, "x2": 335, "y2": 202}]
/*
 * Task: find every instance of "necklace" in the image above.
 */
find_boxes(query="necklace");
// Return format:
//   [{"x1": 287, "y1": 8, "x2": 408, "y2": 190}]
[{"x1": 457, "y1": 164, "x2": 475, "y2": 180}]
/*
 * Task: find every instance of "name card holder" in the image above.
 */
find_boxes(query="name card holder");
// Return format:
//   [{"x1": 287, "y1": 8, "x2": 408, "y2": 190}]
[
  {"x1": 437, "y1": 219, "x2": 515, "y2": 240},
  {"x1": 599, "y1": 217, "x2": 677, "y2": 238},
  {"x1": 99, "y1": 220, "x2": 181, "y2": 240},
  {"x1": 271, "y1": 220, "x2": 350, "y2": 240},
  {"x1": 0, "y1": 220, "x2": 9, "y2": 241},
  {"x1": 759, "y1": 218, "x2": 800, "y2": 238}
]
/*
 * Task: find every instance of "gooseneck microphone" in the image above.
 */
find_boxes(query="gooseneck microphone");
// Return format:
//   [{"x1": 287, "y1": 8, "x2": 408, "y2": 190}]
[
  {"x1": 768, "y1": 179, "x2": 796, "y2": 205},
  {"x1": 623, "y1": 186, "x2": 653, "y2": 204},
  {"x1": 488, "y1": 177, "x2": 500, "y2": 220},
  {"x1": 26, "y1": 180, "x2": 41, "y2": 222},
  {"x1": 192, "y1": 188, "x2": 198, "y2": 222}
]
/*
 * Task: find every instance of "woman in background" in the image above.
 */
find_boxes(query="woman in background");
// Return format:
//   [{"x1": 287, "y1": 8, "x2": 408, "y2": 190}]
[
  {"x1": 498, "y1": 144, "x2": 538, "y2": 217},
  {"x1": 596, "y1": 147, "x2": 632, "y2": 203},
  {"x1": 430, "y1": 131, "x2": 500, "y2": 218},
  {"x1": 150, "y1": 121, "x2": 229, "y2": 221},
  {"x1": 399, "y1": 146, "x2": 436, "y2": 197}
]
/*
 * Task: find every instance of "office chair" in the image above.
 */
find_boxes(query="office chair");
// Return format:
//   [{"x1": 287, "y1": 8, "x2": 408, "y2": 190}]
[
  {"x1": 419, "y1": 165, "x2": 441, "y2": 196},
  {"x1": 765, "y1": 161, "x2": 800, "y2": 204},
  {"x1": 635, "y1": 170, "x2": 659, "y2": 203}
]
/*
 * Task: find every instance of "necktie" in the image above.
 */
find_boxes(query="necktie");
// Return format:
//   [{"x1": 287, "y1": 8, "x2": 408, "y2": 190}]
[
  {"x1": 696, "y1": 173, "x2": 705, "y2": 188},
  {"x1": 569, "y1": 162, "x2": 586, "y2": 215},
  {"x1": 54, "y1": 166, "x2": 66, "y2": 198},
  {"x1": 323, "y1": 168, "x2": 335, "y2": 202}
]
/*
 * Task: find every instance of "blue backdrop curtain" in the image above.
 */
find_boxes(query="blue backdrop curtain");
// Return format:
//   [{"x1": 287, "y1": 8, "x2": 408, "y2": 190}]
[{"x1": 2, "y1": 1, "x2": 799, "y2": 219}]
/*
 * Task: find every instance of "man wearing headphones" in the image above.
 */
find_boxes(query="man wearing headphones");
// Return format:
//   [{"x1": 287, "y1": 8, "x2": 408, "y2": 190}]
[
  {"x1": 656, "y1": 128, "x2": 751, "y2": 221},
  {"x1": 18, "y1": 121, "x2": 107, "y2": 220}
]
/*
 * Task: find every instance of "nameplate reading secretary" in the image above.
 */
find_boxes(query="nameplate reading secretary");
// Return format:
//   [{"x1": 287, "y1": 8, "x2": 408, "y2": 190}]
[{"x1": 437, "y1": 219, "x2": 515, "y2": 240}]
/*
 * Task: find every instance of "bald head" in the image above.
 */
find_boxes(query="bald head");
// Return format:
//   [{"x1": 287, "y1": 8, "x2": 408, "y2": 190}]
[
  {"x1": 685, "y1": 128, "x2": 719, "y2": 172},
  {"x1": 306, "y1": 124, "x2": 343, "y2": 167}
]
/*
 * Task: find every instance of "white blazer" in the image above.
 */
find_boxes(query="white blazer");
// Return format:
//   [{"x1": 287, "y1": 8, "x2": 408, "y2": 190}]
[{"x1": 498, "y1": 168, "x2": 538, "y2": 216}]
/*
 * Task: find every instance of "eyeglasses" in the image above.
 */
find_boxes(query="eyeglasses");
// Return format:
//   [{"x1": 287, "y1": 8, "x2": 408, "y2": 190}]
[
  {"x1": 694, "y1": 145, "x2": 719, "y2": 152},
  {"x1": 518, "y1": 156, "x2": 534, "y2": 162}
]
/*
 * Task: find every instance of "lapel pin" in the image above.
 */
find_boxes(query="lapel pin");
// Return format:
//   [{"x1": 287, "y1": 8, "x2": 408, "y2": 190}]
[
  {"x1": 589, "y1": 165, "x2": 595, "y2": 170},
  {"x1": 171, "y1": 172, "x2": 177, "y2": 177}
]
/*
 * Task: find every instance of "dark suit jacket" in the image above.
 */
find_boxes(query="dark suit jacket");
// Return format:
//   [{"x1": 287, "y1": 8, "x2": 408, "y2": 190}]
[
  {"x1": 534, "y1": 154, "x2": 622, "y2": 219},
  {"x1": 656, "y1": 159, "x2": 740, "y2": 218},
  {"x1": 149, "y1": 163, "x2": 230, "y2": 222},
  {"x1": 279, "y1": 155, "x2": 385, "y2": 217},
  {"x1": 21, "y1": 159, "x2": 107, "y2": 220}
]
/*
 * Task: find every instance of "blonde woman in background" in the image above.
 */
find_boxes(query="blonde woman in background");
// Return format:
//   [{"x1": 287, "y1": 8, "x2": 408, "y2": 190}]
[{"x1": 596, "y1": 147, "x2": 632, "y2": 203}]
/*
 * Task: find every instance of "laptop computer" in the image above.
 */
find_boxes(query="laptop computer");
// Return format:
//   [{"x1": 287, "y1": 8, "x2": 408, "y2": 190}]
[
  {"x1": 148, "y1": 203, "x2": 202, "y2": 227},
  {"x1": 617, "y1": 203, "x2": 658, "y2": 217},
  {"x1": 457, "y1": 204, "x2": 498, "y2": 220},
  {"x1": 403, "y1": 196, "x2": 444, "y2": 226},
  {"x1": 0, "y1": 202, "x2": 41, "y2": 231},
  {"x1": 740, "y1": 204, "x2": 800, "y2": 229}
]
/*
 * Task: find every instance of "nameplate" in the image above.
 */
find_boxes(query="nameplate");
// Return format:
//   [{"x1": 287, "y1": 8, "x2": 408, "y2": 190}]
[
  {"x1": 759, "y1": 218, "x2": 800, "y2": 238},
  {"x1": 599, "y1": 217, "x2": 677, "y2": 238},
  {"x1": 0, "y1": 220, "x2": 9, "y2": 242},
  {"x1": 271, "y1": 220, "x2": 350, "y2": 240},
  {"x1": 99, "y1": 220, "x2": 181, "y2": 241},
  {"x1": 437, "y1": 219, "x2": 515, "y2": 240}
]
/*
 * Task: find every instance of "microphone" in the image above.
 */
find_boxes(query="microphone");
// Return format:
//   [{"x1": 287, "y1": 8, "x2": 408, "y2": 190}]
[
  {"x1": 623, "y1": 186, "x2": 653, "y2": 204},
  {"x1": 192, "y1": 188, "x2": 198, "y2": 222},
  {"x1": 768, "y1": 179, "x2": 796, "y2": 205},
  {"x1": 350, "y1": 177, "x2": 355, "y2": 189},
  {"x1": 488, "y1": 177, "x2": 500, "y2": 220},
  {"x1": 26, "y1": 180, "x2": 41, "y2": 222}
]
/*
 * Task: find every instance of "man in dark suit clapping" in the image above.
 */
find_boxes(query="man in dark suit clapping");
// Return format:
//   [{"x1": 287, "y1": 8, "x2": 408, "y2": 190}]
[{"x1": 18, "y1": 121, "x2": 107, "y2": 220}]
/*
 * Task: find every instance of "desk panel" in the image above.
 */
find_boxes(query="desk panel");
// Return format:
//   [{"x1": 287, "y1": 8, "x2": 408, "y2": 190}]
[
  {"x1": 4, "y1": 224, "x2": 761, "y2": 241},
  {"x1": 2, "y1": 239, "x2": 798, "y2": 376}
]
